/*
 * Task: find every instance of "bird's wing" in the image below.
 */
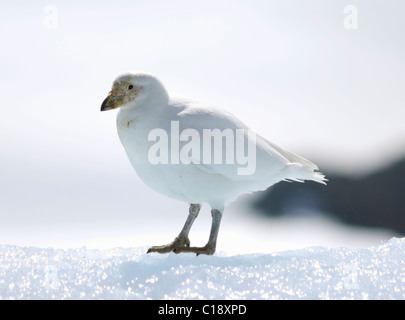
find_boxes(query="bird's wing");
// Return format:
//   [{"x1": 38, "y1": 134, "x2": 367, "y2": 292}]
[{"x1": 167, "y1": 101, "x2": 291, "y2": 181}]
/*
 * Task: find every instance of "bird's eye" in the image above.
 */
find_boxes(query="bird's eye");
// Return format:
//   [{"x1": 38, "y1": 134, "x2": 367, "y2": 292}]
[{"x1": 128, "y1": 85, "x2": 134, "y2": 90}]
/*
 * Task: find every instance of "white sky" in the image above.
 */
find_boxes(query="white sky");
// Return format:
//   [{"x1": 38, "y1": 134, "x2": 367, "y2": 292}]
[{"x1": 0, "y1": 0, "x2": 404, "y2": 250}]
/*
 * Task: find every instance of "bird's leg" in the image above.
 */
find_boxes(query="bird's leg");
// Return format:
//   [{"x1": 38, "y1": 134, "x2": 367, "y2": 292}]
[
  {"x1": 174, "y1": 209, "x2": 223, "y2": 256},
  {"x1": 147, "y1": 203, "x2": 201, "y2": 254}
]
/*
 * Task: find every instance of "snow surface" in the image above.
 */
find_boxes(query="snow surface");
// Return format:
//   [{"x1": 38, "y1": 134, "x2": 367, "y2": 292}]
[{"x1": 1, "y1": 237, "x2": 404, "y2": 300}]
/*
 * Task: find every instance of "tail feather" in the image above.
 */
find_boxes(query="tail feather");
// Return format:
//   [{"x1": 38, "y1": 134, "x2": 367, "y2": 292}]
[
  {"x1": 283, "y1": 163, "x2": 327, "y2": 185},
  {"x1": 263, "y1": 138, "x2": 327, "y2": 185}
]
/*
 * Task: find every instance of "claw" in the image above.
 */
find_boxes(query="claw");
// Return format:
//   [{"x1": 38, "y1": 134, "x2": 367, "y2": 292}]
[
  {"x1": 174, "y1": 243, "x2": 216, "y2": 256},
  {"x1": 147, "y1": 236, "x2": 190, "y2": 254}
]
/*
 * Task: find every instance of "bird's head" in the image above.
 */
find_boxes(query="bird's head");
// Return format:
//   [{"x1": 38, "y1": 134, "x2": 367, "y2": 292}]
[{"x1": 100, "y1": 72, "x2": 168, "y2": 112}]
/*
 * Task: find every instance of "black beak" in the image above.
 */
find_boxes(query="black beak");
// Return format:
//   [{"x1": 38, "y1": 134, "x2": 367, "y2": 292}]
[
  {"x1": 100, "y1": 92, "x2": 124, "y2": 111},
  {"x1": 100, "y1": 96, "x2": 110, "y2": 112}
]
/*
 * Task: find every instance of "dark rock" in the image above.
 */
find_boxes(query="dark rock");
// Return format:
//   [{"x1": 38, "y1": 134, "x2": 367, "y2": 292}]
[{"x1": 254, "y1": 158, "x2": 405, "y2": 234}]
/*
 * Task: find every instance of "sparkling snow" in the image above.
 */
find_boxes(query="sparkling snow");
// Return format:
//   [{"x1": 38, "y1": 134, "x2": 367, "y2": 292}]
[{"x1": 1, "y1": 237, "x2": 404, "y2": 300}]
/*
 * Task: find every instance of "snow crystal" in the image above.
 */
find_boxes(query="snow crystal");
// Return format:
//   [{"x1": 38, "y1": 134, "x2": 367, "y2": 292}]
[{"x1": 0, "y1": 238, "x2": 404, "y2": 299}]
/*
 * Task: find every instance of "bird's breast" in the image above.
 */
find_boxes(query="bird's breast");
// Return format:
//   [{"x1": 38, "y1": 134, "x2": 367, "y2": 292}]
[{"x1": 117, "y1": 116, "x2": 137, "y2": 130}]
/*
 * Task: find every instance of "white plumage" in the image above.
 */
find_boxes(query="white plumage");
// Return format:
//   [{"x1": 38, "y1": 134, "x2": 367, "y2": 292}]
[{"x1": 101, "y1": 72, "x2": 326, "y2": 255}]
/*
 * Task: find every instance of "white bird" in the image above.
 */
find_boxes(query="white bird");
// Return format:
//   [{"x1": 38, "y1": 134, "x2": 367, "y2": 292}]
[{"x1": 101, "y1": 72, "x2": 326, "y2": 255}]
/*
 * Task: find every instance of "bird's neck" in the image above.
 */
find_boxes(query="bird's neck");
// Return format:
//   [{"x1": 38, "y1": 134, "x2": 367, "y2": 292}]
[
  {"x1": 119, "y1": 100, "x2": 170, "y2": 130},
  {"x1": 120, "y1": 90, "x2": 169, "y2": 118}
]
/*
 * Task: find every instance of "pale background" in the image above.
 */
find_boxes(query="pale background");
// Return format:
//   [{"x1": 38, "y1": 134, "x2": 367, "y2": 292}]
[{"x1": 0, "y1": 0, "x2": 404, "y2": 253}]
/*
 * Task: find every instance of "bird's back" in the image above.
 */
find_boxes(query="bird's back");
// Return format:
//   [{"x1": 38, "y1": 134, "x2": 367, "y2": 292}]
[{"x1": 116, "y1": 97, "x2": 325, "y2": 207}]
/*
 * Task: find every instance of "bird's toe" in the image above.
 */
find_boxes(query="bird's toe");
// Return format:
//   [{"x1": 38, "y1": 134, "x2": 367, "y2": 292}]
[
  {"x1": 174, "y1": 244, "x2": 216, "y2": 256},
  {"x1": 146, "y1": 236, "x2": 191, "y2": 254}
]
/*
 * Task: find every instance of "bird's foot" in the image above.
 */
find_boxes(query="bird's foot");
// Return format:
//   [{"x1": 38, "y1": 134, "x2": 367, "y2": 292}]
[
  {"x1": 147, "y1": 236, "x2": 190, "y2": 254},
  {"x1": 173, "y1": 243, "x2": 216, "y2": 256}
]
